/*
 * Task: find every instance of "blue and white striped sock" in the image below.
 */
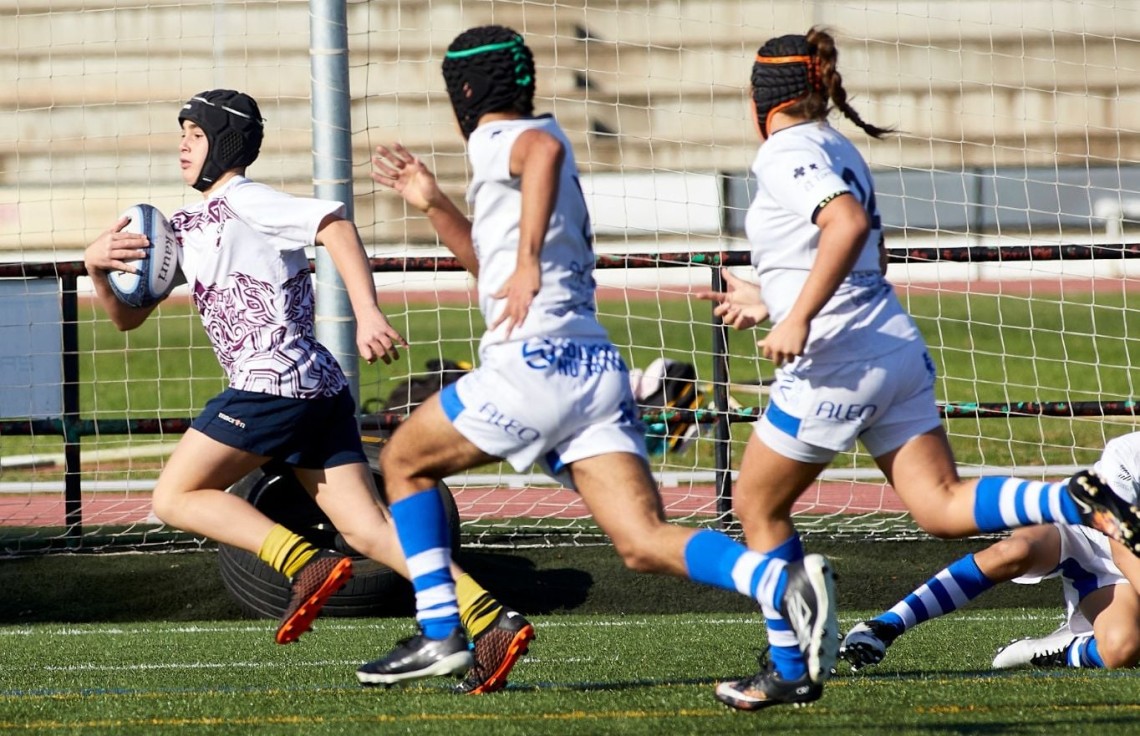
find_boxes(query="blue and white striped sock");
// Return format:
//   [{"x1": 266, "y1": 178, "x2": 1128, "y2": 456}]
[
  {"x1": 389, "y1": 489, "x2": 460, "y2": 640},
  {"x1": 877, "y1": 554, "x2": 994, "y2": 631},
  {"x1": 972, "y1": 476, "x2": 1081, "y2": 533},
  {"x1": 684, "y1": 530, "x2": 806, "y2": 680},
  {"x1": 1070, "y1": 635, "x2": 1104, "y2": 668}
]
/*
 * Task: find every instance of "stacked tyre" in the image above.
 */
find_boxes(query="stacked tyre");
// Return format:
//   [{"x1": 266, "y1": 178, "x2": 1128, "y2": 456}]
[{"x1": 217, "y1": 441, "x2": 461, "y2": 619}]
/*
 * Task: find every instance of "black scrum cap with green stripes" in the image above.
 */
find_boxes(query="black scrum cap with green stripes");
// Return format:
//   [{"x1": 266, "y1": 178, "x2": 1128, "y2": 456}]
[{"x1": 442, "y1": 25, "x2": 536, "y2": 139}]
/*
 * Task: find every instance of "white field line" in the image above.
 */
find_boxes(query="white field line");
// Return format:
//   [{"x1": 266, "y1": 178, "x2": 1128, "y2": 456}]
[
  {"x1": 0, "y1": 611, "x2": 1063, "y2": 640},
  {"x1": 4, "y1": 612, "x2": 1070, "y2": 676},
  {"x1": 43, "y1": 660, "x2": 364, "y2": 672}
]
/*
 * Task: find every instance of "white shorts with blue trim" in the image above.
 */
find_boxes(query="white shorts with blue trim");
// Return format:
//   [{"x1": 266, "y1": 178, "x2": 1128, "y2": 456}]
[
  {"x1": 1013, "y1": 525, "x2": 1127, "y2": 635},
  {"x1": 439, "y1": 337, "x2": 647, "y2": 489},
  {"x1": 756, "y1": 339, "x2": 944, "y2": 464}
]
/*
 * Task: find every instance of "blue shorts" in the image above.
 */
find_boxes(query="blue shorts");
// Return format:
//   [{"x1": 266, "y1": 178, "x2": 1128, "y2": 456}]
[{"x1": 191, "y1": 387, "x2": 366, "y2": 469}]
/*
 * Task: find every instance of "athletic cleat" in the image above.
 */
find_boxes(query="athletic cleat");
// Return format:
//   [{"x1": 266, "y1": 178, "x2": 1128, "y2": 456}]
[
  {"x1": 275, "y1": 550, "x2": 353, "y2": 645},
  {"x1": 780, "y1": 553, "x2": 839, "y2": 684},
  {"x1": 1068, "y1": 469, "x2": 1140, "y2": 555},
  {"x1": 992, "y1": 626, "x2": 1077, "y2": 669},
  {"x1": 840, "y1": 619, "x2": 903, "y2": 671},
  {"x1": 715, "y1": 660, "x2": 823, "y2": 712},
  {"x1": 357, "y1": 628, "x2": 474, "y2": 686},
  {"x1": 454, "y1": 607, "x2": 535, "y2": 694}
]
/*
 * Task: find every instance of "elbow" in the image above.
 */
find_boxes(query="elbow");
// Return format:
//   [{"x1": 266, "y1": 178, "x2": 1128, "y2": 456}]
[
  {"x1": 110, "y1": 308, "x2": 148, "y2": 332},
  {"x1": 111, "y1": 318, "x2": 139, "y2": 332}
]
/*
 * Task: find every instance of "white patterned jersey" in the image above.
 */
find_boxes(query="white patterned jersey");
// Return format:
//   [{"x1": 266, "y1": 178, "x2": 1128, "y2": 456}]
[
  {"x1": 744, "y1": 121, "x2": 919, "y2": 365},
  {"x1": 170, "y1": 176, "x2": 348, "y2": 399},
  {"x1": 465, "y1": 115, "x2": 608, "y2": 354}
]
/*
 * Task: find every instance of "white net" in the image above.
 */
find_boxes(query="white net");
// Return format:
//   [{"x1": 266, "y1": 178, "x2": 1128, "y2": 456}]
[{"x1": 3, "y1": 0, "x2": 1140, "y2": 551}]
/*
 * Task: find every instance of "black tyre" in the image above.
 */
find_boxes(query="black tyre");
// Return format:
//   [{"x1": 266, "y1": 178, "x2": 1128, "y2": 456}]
[{"x1": 217, "y1": 447, "x2": 461, "y2": 620}]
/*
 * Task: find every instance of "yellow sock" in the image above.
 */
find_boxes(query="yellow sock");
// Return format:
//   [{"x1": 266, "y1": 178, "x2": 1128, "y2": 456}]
[
  {"x1": 455, "y1": 572, "x2": 504, "y2": 638},
  {"x1": 258, "y1": 524, "x2": 318, "y2": 579}
]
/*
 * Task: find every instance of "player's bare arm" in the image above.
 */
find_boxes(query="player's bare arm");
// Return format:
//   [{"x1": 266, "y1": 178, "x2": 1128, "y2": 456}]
[
  {"x1": 83, "y1": 216, "x2": 158, "y2": 331},
  {"x1": 759, "y1": 192, "x2": 869, "y2": 366},
  {"x1": 490, "y1": 129, "x2": 563, "y2": 337},
  {"x1": 694, "y1": 268, "x2": 770, "y2": 330},
  {"x1": 316, "y1": 214, "x2": 408, "y2": 365},
  {"x1": 372, "y1": 143, "x2": 478, "y2": 276}
]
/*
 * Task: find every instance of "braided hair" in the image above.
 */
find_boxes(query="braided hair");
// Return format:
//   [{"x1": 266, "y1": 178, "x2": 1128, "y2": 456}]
[
  {"x1": 751, "y1": 27, "x2": 891, "y2": 140},
  {"x1": 442, "y1": 25, "x2": 536, "y2": 139}
]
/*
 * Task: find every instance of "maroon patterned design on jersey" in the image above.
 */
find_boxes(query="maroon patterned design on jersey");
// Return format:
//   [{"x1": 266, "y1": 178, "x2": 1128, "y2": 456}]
[
  {"x1": 173, "y1": 194, "x2": 346, "y2": 399},
  {"x1": 193, "y1": 271, "x2": 346, "y2": 398},
  {"x1": 170, "y1": 198, "x2": 241, "y2": 249}
]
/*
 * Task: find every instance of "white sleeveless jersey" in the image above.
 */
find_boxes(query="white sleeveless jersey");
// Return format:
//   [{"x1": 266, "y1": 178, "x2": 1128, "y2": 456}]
[
  {"x1": 170, "y1": 176, "x2": 349, "y2": 399},
  {"x1": 745, "y1": 121, "x2": 920, "y2": 364},
  {"x1": 466, "y1": 115, "x2": 608, "y2": 352}
]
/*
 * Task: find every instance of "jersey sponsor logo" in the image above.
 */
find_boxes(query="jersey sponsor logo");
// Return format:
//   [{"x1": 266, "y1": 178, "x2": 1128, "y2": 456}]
[
  {"x1": 814, "y1": 401, "x2": 878, "y2": 422},
  {"x1": 520, "y1": 338, "x2": 628, "y2": 378},
  {"x1": 477, "y1": 401, "x2": 542, "y2": 442}
]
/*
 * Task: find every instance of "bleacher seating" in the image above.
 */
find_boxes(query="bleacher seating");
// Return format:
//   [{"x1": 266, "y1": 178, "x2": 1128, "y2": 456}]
[{"x1": 2, "y1": 0, "x2": 1138, "y2": 251}]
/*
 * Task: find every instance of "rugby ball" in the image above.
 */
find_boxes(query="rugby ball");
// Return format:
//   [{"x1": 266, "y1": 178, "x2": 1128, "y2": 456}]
[{"x1": 108, "y1": 203, "x2": 181, "y2": 308}]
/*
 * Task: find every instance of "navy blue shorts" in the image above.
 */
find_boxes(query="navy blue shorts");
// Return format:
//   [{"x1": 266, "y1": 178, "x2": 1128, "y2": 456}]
[{"x1": 191, "y1": 387, "x2": 366, "y2": 469}]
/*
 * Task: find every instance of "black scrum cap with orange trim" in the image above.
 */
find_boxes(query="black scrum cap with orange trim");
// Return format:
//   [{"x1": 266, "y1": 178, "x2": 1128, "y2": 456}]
[{"x1": 751, "y1": 34, "x2": 821, "y2": 138}]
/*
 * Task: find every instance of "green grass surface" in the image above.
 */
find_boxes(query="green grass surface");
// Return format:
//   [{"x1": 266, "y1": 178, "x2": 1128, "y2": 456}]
[
  {"x1": 7, "y1": 612, "x2": 1137, "y2": 736},
  {"x1": 0, "y1": 544, "x2": 1136, "y2": 735}
]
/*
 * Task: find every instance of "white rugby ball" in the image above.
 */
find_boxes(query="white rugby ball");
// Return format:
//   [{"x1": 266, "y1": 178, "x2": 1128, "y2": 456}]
[{"x1": 108, "y1": 203, "x2": 181, "y2": 308}]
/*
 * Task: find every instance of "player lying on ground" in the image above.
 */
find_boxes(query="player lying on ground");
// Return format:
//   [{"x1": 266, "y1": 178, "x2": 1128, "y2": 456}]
[
  {"x1": 693, "y1": 26, "x2": 1140, "y2": 713},
  {"x1": 355, "y1": 25, "x2": 836, "y2": 700},
  {"x1": 842, "y1": 432, "x2": 1140, "y2": 672},
  {"x1": 83, "y1": 89, "x2": 531, "y2": 694}
]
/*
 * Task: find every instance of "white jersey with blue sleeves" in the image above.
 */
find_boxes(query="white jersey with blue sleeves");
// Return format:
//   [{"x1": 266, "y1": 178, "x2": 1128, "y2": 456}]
[
  {"x1": 745, "y1": 121, "x2": 919, "y2": 365},
  {"x1": 466, "y1": 115, "x2": 608, "y2": 352}
]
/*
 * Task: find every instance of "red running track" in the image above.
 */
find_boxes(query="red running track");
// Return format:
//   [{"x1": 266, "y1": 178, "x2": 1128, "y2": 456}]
[{"x1": 0, "y1": 480, "x2": 907, "y2": 528}]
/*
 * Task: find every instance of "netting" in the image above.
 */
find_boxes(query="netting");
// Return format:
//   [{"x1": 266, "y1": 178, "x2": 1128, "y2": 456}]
[{"x1": 3, "y1": 0, "x2": 1140, "y2": 553}]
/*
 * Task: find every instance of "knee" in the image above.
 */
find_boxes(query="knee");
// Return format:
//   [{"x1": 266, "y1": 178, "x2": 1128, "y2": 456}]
[
  {"x1": 149, "y1": 486, "x2": 181, "y2": 526},
  {"x1": 908, "y1": 488, "x2": 978, "y2": 539},
  {"x1": 911, "y1": 514, "x2": 964, "y2": 540},
  {"x1": 976, "y1": 536, "x2": 1036, "y2": 580},
  {"x1": 610, "y1": 532, "x2": 665, "y2": 575},
  {"x1": 1095, "y1": 628, "x2": 1140, "y2": 669},
  {"x1": 379, "y1": 441, "x2": 413, "y2": 481}
]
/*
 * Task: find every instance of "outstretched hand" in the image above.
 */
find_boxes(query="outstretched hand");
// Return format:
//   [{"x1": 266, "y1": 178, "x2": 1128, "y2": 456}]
[
  {"x1": 693, "y1": 268, "x2": 770, "y2": 330},
  {"x1": 371, "y1": 143, "x2": 441, "y2": 213}
]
